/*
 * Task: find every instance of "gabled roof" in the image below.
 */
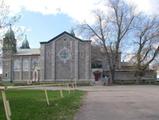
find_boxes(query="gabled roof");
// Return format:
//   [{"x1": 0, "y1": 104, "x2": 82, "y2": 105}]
[{"x1": 40, "y1": 31, "x2": 91, "y2": 44}]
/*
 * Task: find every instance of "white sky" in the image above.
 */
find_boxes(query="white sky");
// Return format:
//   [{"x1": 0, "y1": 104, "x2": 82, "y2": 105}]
[
  {"x1": 0, "y1": 0, "x2": 159, "y2": 74},
  {"x1": 5, "y1": 0, "x2": 159, "y2": 24}
]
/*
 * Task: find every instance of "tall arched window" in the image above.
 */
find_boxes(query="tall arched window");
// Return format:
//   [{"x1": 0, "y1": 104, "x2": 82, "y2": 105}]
[
  {"x1": 14, "y1": 59, "x2": 21, "y2": 71},
  {"x1": 23, "y1": 58, "x2": 29, "y2": 71}
]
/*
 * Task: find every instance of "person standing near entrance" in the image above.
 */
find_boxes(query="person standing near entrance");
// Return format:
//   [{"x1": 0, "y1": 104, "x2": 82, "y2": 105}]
[{"x1": 103, "y1": 75, "x2": 108, "y2": 86}]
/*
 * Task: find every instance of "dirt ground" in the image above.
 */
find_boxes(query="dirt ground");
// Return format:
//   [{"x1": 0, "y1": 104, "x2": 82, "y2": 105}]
[{"x1": 75, "y1": 85, "x2": 159, "y2": 120}]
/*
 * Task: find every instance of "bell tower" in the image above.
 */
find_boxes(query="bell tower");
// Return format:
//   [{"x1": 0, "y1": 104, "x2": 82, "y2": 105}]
[{"x1": 2, "y1": 25, "x2": 17, "y2": 82}]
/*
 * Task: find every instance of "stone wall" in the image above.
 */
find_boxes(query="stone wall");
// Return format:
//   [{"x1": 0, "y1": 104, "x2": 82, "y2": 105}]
[
  {"x1": 78, "y1": 41, "x2": 91, "y2": 80},
  {"x1": 91, "y1": 70, "x2": 156, "y2": 84},
  {"x1": 45, "y1": 43, "x2": 52, "y2": 80},
  {"x1": 114, "y1": 70, "x2": 156, "y2": 81},
  {"x1": 2, "y1": 50, "x2": 13, "y2": 82},
  {"x1": 55, "y1": 35, "x2": 74, "y2": 80},
  {"x1": 12, "y1": 55, "x2": 40, "y2": 82},
  {"x1": 41, "y1": 33, "x2": 91, "y2": 81}
]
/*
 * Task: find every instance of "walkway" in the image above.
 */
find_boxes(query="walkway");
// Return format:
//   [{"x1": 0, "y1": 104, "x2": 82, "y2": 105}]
[{"x1": 75, "y1": 85, "x2": 159, "y2": 120}]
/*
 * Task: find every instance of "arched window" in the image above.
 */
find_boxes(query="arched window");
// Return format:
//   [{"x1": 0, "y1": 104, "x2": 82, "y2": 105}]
[
  {"x1": 31, "y1": 58, "x2": 39, "y2": 70},
  {"x1": 23, "y1": 58, "x2": 29, "y2": 71},
  {"x1": 14, "y1": 59, "x2": 21, "y2": 71}
]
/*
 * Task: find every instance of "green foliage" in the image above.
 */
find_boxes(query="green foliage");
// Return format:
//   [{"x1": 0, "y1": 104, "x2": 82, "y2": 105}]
[{"x1": 0, "y1": 90, "x2": 84, "y2": 120}]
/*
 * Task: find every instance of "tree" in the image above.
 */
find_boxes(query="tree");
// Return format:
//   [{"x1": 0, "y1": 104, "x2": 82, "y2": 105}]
[
  {"x1": 0, "y1": 0, "x2": 20, "y2": 30},
  {"x1": 91, "y1": 44, "x2": 103, "y2": 68},
  {"x1": 133, "y1": 15, "x2": 159, "y2": 82},
  {"x1": 0, "y1": 0, "x2": 22, "y2": 50},
  {"x1": 0, "y1": 0, "x2": 21, "y2": 50},
  {"x1": 0, "y1": 0, "x2": 21, "y2": 81},
  {"x1": 78, "y1": 0, "x2": 136, "y2": 84}
]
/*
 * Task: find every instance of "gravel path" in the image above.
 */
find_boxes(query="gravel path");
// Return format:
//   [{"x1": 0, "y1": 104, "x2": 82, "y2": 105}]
[{"x1": 75, "y1": 85, "x2": 159, "y2": 120}]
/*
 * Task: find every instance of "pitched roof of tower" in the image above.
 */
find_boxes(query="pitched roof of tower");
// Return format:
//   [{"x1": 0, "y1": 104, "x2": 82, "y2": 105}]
[
  {"x1": 5, "y1": 24, "x2": 15, "y2": 38},
  {"x1": 5, "y1": 24, "x2": 15, "y2": 39},
  {"x1": 40, "y1": 31, "x2": 91, "y2": 44},
  {"x1": 3, "y1": 24, "x2": 17, "y2": 52},
  {"x1": 20, "y1": 35, "x2": 30, "y2": 49}
]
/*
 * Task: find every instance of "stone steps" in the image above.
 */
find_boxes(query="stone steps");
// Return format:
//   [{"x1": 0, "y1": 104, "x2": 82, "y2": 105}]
[{"x1": 94, "y1": 80, "x2": 103, "y2": 86}]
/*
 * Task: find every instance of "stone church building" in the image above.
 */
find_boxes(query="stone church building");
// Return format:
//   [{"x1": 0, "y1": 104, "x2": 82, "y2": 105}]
[
  {"x1": 2, "y1": 27, "x2": 156, "y2": 84},
  {"x1": 2, "y1": 27, "x2": 91, "y2": 82}
]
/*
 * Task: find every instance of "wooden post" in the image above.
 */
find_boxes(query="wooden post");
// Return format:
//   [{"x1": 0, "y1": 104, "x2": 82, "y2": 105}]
[
  {"x1": 6, "y1": 100, "x2": 11, "y2": 116},
  {"x1": 60, "y1": 89, "x2": 64, "y2": 98},
  {"x1": 44, "y1": 89, "x2": 50, "y2": 106},
  {"x1": 1, "y1": 89, "x2": 11, "y2": 120}
]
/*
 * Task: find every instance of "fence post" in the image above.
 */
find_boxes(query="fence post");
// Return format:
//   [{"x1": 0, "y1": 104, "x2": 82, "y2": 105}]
[
  {"x1": 44, "y1": 89, "x2": 50, "y2": 106},
  {"x1": 1, "y1": 89, "x2": 11, "y2": 120}
]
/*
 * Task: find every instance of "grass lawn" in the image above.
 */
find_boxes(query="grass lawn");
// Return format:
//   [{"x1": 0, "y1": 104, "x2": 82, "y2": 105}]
[{"x1": 0, "y1": 89, "x2": 85, "y2": 120}]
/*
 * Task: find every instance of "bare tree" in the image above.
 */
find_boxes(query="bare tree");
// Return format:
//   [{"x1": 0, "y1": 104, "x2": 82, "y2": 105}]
[
  {"x1": 133, "y1": 15, "x2": 159, "y2": 82},
  {"x1": 0, "y1": 0, "x2": 22, "y2": 47},
  {"x1": 91, "y1": 44, "x2": 102, "y2": 63},
  {"x1": 78, "y1": 0, "x2": 136, "y2": 84},
  {"x1": 0, "y1": 0, "x2": 22, "y2": 71},
  {"x1": 0, "y1": 0, "x2": 9, "y2": 29},
  {"x1": 0, "y1": 0, "x2": 20, "y2": 29}
]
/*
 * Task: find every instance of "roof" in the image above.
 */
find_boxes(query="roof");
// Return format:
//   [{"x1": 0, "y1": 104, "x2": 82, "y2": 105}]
[
  {"x1": 14, "y1": 48, "x2": 40, "y2": 56},
  {"x1": 40, "y1": 31, "x2": 91, "y2": 44},
  {"x1": 5, "y1": 25, "x2": 15, "y2": 39},
  {"x1": 20, "y1": 35, "x2": 30, "y2": 49}
]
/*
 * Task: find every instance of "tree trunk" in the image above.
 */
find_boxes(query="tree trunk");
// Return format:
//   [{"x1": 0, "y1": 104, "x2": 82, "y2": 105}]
[{"x1": 109, "y1": 69, "x2": 115, "y2": 85}]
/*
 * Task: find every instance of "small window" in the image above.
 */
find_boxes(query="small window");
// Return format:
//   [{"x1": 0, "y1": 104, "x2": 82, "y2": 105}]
[{"x1": 5, "y1": 72, "x2": 8, "y2": 78}]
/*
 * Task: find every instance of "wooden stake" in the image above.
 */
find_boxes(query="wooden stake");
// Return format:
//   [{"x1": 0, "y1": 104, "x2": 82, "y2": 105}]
[
  {"x1": 1, "y1": 90, "x2": 11, "y2": 120},
  {"x1": 44, "y1": 90, "x2": 50, "y2": 106},
  {"x1": 6, "y1": 100, "x2": 11, "y2": 116}
]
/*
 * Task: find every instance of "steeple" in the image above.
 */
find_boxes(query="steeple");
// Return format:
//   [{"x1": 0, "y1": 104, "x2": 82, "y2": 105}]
[
  {"x1": 20, "y1": 35, "x2": 30, "y2": 49},
  {"x1": 2, "y1": 24, "x2": 17, "y2": 82},
  {"x1": 3, "y1": 24, "x2": 17, "y2": 53}
]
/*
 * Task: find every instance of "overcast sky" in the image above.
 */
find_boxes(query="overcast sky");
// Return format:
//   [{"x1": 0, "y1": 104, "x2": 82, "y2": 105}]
[{"x1": 4, "y1": 0, "x2": 159, "y2": 48}]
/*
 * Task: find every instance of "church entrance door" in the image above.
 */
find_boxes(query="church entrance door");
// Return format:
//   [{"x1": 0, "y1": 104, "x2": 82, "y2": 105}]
[{"x1": 93, "y1": 71, "x2": 101, "y2": 81}]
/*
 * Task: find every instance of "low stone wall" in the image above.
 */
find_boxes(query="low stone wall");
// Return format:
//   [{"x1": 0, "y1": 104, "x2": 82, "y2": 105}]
[{"x1": 114, "y1": 70, "x2": 156, "y2": 84}]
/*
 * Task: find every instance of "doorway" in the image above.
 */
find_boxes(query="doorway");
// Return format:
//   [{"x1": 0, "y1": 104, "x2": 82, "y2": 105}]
[{"x1": 93, "y1": 71, "x2": 102, "y2": 81}]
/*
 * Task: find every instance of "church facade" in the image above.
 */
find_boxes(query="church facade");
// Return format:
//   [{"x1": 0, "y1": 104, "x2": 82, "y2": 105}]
[
  {"x1": 2, "y1": 27, "x2": 156, "y2": 84},
  {"x1": 2, "y1": 28, "x2": 91, "y2": 82}
]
